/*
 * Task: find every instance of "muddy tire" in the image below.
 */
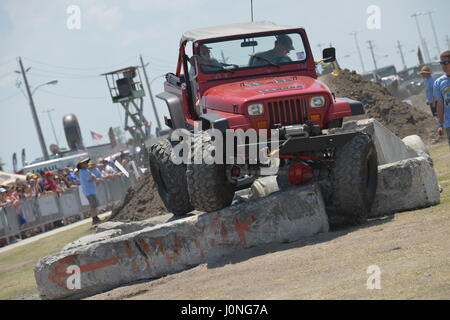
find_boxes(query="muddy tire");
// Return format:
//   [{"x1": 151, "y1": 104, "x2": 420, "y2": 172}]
[
  {"x1": 149, "y1": 139, "x2": 193, "y2": 216},
  {"x1": 329, "y1": 133, "x2": 378, "y2": 225},
  {"x1": 186, "y1": 132, "x2": 235, "y2": 212}
]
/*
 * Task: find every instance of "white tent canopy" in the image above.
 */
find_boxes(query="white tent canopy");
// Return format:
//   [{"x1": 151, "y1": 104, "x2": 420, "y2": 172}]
[
  {"x1": 0, "y1": 171, "x2": 26, "y2": 185},
  {"x1": 180, "y1": 21, "x2": 300, "y2": 44}
]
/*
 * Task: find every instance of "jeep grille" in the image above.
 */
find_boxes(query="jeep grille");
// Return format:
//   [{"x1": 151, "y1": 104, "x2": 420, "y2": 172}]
[{"x1": 267, "y1": 98, "x2": 308, "y2": 128}]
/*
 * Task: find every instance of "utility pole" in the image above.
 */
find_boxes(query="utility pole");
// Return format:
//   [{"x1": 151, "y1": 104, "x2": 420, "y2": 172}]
[
  {"x1": 424, "y1": 11, "x2": 441, "y2": 59},
  {"x1": 17, "y1": 57, "x2": 49, "y2": 160},
  {"x1": 411, "y1": 13, "x2": 432, "y2": 63},
  {"x1": 367, "y1": 40, "x2": 378, "y2": 74},
  {"x1": 139, "y1": 54, "x2": 162, "y2": 133},
  {"x1": 42, "y1": 108, "x2": 59, "y2": 146},
  {"x1": 350, "y1": 31, "x2": 366, "y2": 73},
  {"x1": 250, "y1": 0, "x2": 254, "y2": 22},
  {"x1": 396, "y1": 41, "x2": 407, "y2": 70}
]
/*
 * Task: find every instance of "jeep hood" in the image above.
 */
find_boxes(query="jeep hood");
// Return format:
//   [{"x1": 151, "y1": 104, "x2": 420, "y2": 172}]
[{"x1": 202, "y1": 76, "x2": 331, "y2": 113}]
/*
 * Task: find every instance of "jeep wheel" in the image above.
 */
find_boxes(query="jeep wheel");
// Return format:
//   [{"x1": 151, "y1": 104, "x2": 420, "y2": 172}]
[
  {"x1": 149, "y1": 139, "x2": 193, "y2": 216},
  {"x1": 186, "y1": 132, "x2": 235, "y2": 212},
  {"x1": 329, "y1": 133, "x2": 378, "y2": 225}
]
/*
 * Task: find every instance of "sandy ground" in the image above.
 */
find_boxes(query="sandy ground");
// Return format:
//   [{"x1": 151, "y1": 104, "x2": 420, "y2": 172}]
[{"x1": 88, "y1": 204, "x2": 450, "y2": 300}]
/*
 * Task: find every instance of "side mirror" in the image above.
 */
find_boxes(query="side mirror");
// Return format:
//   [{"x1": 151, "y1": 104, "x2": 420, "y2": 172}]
[{"x1": 323, "y1": 47, "x2": 336, "y2": 63}]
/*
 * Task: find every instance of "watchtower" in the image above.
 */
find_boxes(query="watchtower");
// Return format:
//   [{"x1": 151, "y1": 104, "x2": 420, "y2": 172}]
[{"x1": 101, "y1": 66, "x2": 151, "y2": 149}]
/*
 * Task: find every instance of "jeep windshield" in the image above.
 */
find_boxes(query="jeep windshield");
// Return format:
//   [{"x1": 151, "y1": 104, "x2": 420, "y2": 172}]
[{"x1": 195, "y1": 32, "x2": 307, "y2": 74}]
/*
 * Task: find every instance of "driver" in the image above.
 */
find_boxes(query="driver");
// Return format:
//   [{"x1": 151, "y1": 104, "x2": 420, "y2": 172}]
[
  {"x1": 249, "y1": 34, "x2": 295, "y2": 67},
  {"x1": 198, "y1": 44, "x2": 223, "y2": 72}
]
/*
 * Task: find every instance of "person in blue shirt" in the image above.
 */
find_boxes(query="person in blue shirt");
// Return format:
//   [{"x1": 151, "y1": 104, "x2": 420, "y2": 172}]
[
  {"x1": 419, "y1": 66, "x2": 437, "y2": 116},
  {"x1": 77, "y1": 158, "x2": 103, "y2": 225},
  {"x1": 88, "y1": 162, "x2": 105, "y2": 179},
  {"x1": 66, "y1": 169, "x2": 79, "y2": 184},
  {"x1": 434, "y1": 50, "x2": 450, "y2": 147}
]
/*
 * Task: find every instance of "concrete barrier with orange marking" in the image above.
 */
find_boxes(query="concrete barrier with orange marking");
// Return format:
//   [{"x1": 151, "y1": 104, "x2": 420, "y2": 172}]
[{"x1": 34, "y1": 183, "x2": 329, "y2": 300}]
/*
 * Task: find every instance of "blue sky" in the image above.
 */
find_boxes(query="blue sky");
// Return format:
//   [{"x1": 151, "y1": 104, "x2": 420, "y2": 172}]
[{"x1": 1, "y1": 0, "x2": 449, "y2": 172}]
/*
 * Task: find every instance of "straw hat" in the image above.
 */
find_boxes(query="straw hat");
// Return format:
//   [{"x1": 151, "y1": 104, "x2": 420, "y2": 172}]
[{"x1": 418, "y1": 66, "x2": 432, "y2": 75}]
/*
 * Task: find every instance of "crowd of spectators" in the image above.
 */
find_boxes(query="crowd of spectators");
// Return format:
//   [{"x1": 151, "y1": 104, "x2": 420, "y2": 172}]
[{"x1": 0, "y1": 156, "x2": 131, "y2": 246}]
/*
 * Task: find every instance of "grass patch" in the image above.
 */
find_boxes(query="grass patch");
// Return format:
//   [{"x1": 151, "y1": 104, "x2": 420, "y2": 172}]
[{"x1": 0, "y1": 224, "x2": 93, "y2": 300}]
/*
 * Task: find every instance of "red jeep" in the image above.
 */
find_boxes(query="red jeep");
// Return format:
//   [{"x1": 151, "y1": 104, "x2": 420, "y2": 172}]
[{"x1": 150, "y1": 22, "x2": 378, "y2": 225}]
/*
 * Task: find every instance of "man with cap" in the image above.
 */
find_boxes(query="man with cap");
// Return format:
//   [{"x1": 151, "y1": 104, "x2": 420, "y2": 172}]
[
  {"x1": 250, "y1": 34, "x2": 295, "y2": 67},
  {"x1": 197, "y1": 44, "x2": 223, "y2": 72},
  {"x1": 77, "y1": 158, "x2": 103, "y2": 225},
  {"x1": 419, "y1": 66, "x2": 437, "y2": 116},
  {"x1": 434, "y1": 50, "x2": 450, "y2": 148}
]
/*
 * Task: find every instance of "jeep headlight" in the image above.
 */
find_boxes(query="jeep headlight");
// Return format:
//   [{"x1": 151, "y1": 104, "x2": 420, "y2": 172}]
[
  {"x1": 310, "y1": 96, "x2": 325, "y2": 108},
  {"x1": 248, "y1": 103, "x2": 264, "y2": 116}
]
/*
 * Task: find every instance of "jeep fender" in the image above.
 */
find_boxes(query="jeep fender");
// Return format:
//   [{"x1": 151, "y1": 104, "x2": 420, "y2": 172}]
[
  {"x1": 156, "y1": 92, "x2": 186, "y2": 129},
  {"x1": 325, "y1": 98, "x2": 365, "y2": 123}
]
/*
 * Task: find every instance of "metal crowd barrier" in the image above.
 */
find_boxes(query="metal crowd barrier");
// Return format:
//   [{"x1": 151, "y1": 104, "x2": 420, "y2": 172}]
[{"x1": 0, "y1": 173, "x2": 139, "y2": 246}]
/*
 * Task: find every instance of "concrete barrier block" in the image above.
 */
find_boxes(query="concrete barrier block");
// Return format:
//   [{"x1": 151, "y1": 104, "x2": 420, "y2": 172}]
[
  {"x1": 96, "y1": 214, "x2": 174, "y2": 235},
  {"x1": 63, "y1": 230, "x2": 123, "y2": 251},
  {"x1": 331, "y1": 118, "x2": 419, "y2": 165},
  {"x1": 34, "y1": 183, "x2": 329, "y2": 300},
  {"x1": 370, "y1": 156, "x2": 440, "y2": 218},
  {"x1": 402, "y1": 135, "x2": 433, "y2": 167}
]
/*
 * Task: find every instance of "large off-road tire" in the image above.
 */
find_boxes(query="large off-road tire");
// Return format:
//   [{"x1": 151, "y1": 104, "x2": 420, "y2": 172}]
[
  {"x1": 329, "y1": 133, "x2": 378, "y2": 225},
  {"x1": 186, "y1": 132, "x2": 235, "y2": 212},
  {"x1": 149, "y1": 139, "x2": 193, "y2": 216}
]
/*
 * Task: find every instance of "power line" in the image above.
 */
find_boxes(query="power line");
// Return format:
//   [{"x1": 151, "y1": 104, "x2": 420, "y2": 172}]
[
  {"x1": 38, "y1": 88, "x2": 107, "y2": 100},
  {"x1": 0, "y1": 92, "x2": 21, "y2": 103},
  {"x1": 30, "y1": 67, "x2": 99, "y2": 78},
  {"x1": 22, "y1": 56, "x2": 138, "y2": 71}
]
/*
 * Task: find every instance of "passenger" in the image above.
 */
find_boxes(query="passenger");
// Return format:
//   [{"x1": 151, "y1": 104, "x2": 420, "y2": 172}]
[{"x1": 249, "y1": 34, "x2": 294, "y2": 67}]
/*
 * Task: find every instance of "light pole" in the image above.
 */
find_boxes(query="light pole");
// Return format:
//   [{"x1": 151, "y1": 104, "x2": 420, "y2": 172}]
[
  {"x1": 424, "y1": 11, "x2": 441, "y2": 59},
  {"x1": 350, "y1": 31, "x2": 366, "y2": 73},
  {"x1": 16, "y1": 57, "x2": 58, "y2": 161},
  {"x1": 139, "y1": 55, "x2": 162, "y2": 133},
  {"x1": 42, "y1": 108, "x2": 59, "y2": 146},
  {"x1": 411, "y1": 13, "x2": 432, "y2": 64}
]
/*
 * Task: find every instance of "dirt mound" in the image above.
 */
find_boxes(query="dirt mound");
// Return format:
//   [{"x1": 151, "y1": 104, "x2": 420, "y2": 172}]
[
  {"x1": 109, "y1": 171, "x2": 170, "y2": 222},
  {"x1": 320, "y1": 69, "x2": 439, "y2": 144}
]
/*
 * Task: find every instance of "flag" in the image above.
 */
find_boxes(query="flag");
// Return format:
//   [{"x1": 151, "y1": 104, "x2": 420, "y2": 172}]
[{"x1": 90, "y1": 131, "x2": 103, "y2": 141}]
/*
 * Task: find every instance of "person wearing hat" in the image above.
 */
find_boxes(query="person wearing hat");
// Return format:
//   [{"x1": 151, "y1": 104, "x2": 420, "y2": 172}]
[
  {"x1": 434, "y1": 50, "x2": 450, "y2": 147},
  {"x1": 419, "y1": 66, "x2": 437, "y2": 116},
  {"x1": 77, "y1": 158, "x2": 103, "y2": 225},
  {"x1": 250, "y1": 34, "x2": 295, "y2": 67},
  {"x1": 197, "y1": 44, "x2": 223, "y2": 72}
]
